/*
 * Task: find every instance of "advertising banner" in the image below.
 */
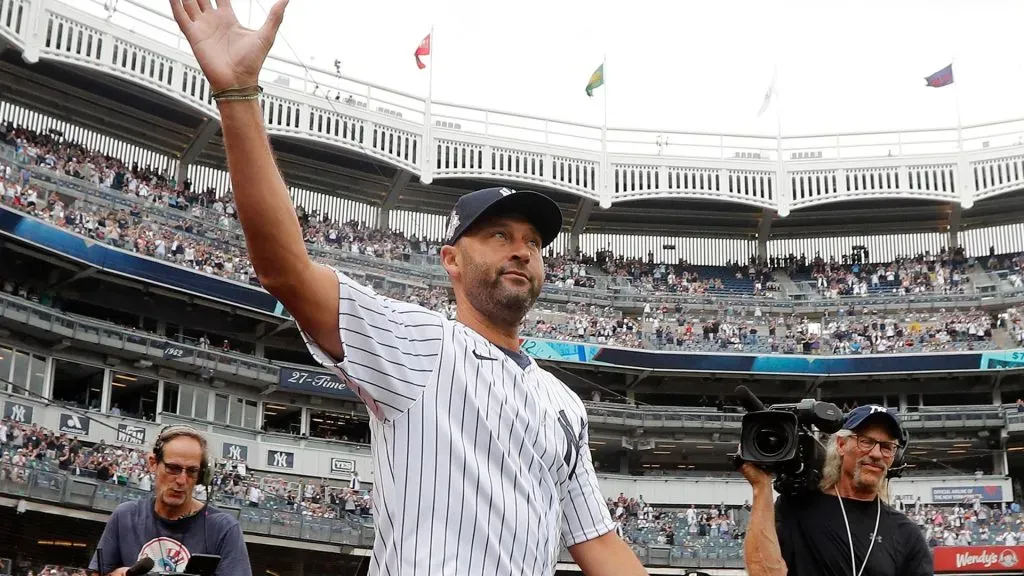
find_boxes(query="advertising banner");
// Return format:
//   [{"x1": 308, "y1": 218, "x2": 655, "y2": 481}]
[
  {"x1": 931, "y1": 485, "x2": 1004, "y2": 503},
  {"x1": 278, "y1": 367, "x2": 357, "y2": 400},
  {"x1": 329, "y1": 457, "x2": 356, "y2": 476},
  {"x1": 58, "y1": 413, "x2": 90, "y2": 435},
  {"x1": 933, "y1": 546, "x2": 1024, "y2": 573}
]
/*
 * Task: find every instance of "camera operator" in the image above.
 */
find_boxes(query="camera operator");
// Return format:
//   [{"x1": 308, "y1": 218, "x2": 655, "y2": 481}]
[
  {"x1": 89, "y1": 425, "x2": 252, "y2": 576},
  {"x1": 741, "y1": 406, "x2": 931, "y2": 576}
]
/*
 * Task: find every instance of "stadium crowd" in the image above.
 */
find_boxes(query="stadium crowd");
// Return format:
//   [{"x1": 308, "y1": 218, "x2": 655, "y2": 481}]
[
  {"x1": 520, "y1": 305, "x2": 998, "y2": 354},
  {"x1": 0, "y1": 120, "x2": 1015, "y2": 358},
  {"x1": 2, "y1": 121, "x2": 978, "y2": 301},
  {"x1": 0, "y1": 419, "x2": 373, "y2": 522}
]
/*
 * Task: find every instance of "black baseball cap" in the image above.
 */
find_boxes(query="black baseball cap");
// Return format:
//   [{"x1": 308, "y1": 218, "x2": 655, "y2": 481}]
[
  {"x1": 842, "y1": 405, "x2": 902, "y2": 439},
  {"x1": 444, "y1": 187, "x2": 562, "y2": 248}
]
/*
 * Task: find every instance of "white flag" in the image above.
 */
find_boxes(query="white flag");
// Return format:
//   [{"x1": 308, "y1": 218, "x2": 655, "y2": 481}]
[{"x1": 758, "y1": 72, "x2": 777, "y2": 117}]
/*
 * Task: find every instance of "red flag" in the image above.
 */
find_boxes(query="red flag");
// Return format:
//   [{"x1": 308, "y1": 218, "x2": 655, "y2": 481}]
[{"x1": 414, "y1": 34, "x2": 431, "y2": 70}]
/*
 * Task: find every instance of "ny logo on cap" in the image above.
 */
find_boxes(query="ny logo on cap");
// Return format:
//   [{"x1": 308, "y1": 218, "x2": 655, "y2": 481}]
[
  {"x1": 499, "y1": 187, "x2": 514, "y2": 196},
  {"x1": 869, "y1": 405, "x2": 888, "y2": 414},
  {"x1": 445, "y1": 208, "x2": 460, "y2": 239}
]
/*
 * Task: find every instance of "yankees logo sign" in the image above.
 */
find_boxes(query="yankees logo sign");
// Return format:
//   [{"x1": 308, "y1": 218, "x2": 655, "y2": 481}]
[
  {"x1": 222, "y1": 443, "x2": 248, "y2": 462},
  {"x1": 267, "y1": 450, "x2": 294, "y2": 469},
  {"x1": 3, "y1": 401, "x2": 33, "y2": 424}
]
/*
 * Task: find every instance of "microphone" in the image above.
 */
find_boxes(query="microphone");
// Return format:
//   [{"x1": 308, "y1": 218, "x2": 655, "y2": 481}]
[
  {"x1": 125, "y1": 557, "x2": 154, "y2": 576},
  {"x1": 733, "y1": 385, "x2": 765, "y2": 413}
]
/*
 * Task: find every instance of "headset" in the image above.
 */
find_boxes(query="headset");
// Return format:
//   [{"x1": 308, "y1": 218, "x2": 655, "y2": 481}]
[
  {"x1": 153, "y1": 424, "x2": 213, "y2": 486},
  {"x1": 886, "y1": 424, "x2": 910, "y2": 480}
]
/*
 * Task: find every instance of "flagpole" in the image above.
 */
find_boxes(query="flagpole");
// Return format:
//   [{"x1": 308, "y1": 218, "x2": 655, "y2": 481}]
[
  {"x1": 428, "y1": 25, "x2": 435, "y2": 104},
  {"x1": 952, "y1": 58, "x2": 963, "y2": 152},
  {"x1": 774, "y1": 65, "x2": 787, "y2": 218},
  {"x1": 421, "y1": 26, "x2": 435, "y2": 185},
  {"x1": 601, "y1": 55, "x2": 609, "y2": 210},
  {"x1": 602, "y1": 55, "x2": 608, "y2": 132}
]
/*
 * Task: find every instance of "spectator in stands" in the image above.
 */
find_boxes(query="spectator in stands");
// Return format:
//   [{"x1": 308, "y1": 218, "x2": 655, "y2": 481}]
[
  {"x1": 89, "y1": 425, "x2": 252, "y2": 576},
  {"x1": 740, "y1": 406, "x2": 931, "y2": 576}
]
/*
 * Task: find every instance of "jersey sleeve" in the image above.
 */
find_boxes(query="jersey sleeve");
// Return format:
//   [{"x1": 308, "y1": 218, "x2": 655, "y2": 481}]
[
  {"x1": 300, "y1": 270, "x2": 445, "y2": 422},
  {"x1": 560, "y1": 415, "x2": 616, "y2": 547}
]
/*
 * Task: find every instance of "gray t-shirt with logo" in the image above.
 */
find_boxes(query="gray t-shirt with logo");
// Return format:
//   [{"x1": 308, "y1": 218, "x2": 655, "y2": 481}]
[{"x1": 89, "y1": 496, "x2": 251, "y2": 576}]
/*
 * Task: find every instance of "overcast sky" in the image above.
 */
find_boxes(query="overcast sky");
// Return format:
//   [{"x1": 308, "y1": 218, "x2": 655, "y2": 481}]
[{"x1": 88, "y1": 0, "x2": 1024, "y2": 137}]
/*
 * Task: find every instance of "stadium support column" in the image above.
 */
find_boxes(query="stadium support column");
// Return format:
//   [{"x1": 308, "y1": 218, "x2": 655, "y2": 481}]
[
  {"x1": 570, "y1": 199, "x2": 594, "y2": 253},
  {"x1": 175, "y1": 118, "x2": 220, "y2": 187},
  {"x1": 948, "y1": 203, "x2": 962, "y2": 250},
  {"x1": 19, "y1": 0, "x2": 48, "y2": 64},
  {"x1": 757, "y1": 209, "x2": 775, "y2": 262},
  {"x1": 378, "y1": 170, "x2": 412, "y2": 231}
]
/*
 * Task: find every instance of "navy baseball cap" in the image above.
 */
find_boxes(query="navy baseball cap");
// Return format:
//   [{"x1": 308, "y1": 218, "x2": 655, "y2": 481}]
[
  {"x1": 843, "y1": 405, "x2": 902, "y2": 438},
  {"x1": 444, "y1": 187, "x2": 562, "y2": 248}
]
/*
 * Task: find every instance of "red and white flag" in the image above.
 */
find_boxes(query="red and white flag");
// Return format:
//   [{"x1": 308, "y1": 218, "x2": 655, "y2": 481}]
[{"x1": 414, "y1": 33, "x2": 431, "y2": 70}]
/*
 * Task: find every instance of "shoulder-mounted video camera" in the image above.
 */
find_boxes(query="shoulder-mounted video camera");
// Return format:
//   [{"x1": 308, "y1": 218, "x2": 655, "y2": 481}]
[{"x1": 730, "y1": 385, "x2": 844, "y2": 496}]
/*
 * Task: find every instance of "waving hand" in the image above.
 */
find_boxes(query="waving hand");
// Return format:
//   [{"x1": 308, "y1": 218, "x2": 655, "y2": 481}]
[{"x1": 169, "y1": 0, "x2": 288, "y2": 92}]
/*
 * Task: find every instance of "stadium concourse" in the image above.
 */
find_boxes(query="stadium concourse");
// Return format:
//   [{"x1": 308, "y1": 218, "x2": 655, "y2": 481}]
[{"x1": 5, "y1": 2, "x2": 1024, "y2": 576}]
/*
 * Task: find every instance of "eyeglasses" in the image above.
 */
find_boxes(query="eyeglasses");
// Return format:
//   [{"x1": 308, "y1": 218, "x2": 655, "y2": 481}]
[
  {"x1": 161, "y1": 462, "x2": 201, "y2": 479},
  {"x1": 851, "y1": 434, "x2": 900, "y2": 457}
]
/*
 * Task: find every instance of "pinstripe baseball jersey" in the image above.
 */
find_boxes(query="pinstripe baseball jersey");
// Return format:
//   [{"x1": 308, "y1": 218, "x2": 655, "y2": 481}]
[{"x1": 301, "y1": 271, "x2": 614, "y2": 576}]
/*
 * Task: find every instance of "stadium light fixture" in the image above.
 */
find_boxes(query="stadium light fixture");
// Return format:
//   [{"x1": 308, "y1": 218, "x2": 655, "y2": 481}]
[{"x1": 599, "y1": 199, "x2": 612, "y2": 209}]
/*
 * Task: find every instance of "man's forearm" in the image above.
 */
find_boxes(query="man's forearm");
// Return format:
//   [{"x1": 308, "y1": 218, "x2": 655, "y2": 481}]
[
  {"x1": 216, "y1": 100, "x2": 310, "y2": 292},
  {"x1": 744, "y1": 485, "x2": 787, "y2": 576}
]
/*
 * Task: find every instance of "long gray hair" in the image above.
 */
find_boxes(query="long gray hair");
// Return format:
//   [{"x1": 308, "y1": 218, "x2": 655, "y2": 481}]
[{"x1": 819, "y1": 429, "x2": 890, "y2": 503}]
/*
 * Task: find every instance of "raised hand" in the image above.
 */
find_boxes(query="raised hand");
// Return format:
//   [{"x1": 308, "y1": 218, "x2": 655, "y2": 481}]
[{"x1": 169, "y1": 0, "x2": 288, "y2": 93}]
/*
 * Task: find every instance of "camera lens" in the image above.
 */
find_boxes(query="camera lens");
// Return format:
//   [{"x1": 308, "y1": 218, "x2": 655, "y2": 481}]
[{"x1": 754, "y1": 425, "x2": 788, "y2": 458}]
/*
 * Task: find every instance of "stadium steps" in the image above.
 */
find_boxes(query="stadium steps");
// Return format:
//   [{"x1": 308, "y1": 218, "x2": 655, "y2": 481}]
[
  {"x1": 772, "y1": 270, "x2": 803, "y2": 298},
  {"x1": 992, "y1": 329, "x2": 1017, "y2": 350},
  {"x1": 968, "y1": 269, "x2": 1001, "y2": 294}
]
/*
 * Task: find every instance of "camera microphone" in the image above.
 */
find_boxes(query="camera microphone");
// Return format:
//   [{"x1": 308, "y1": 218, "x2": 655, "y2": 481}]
[
  {"x1": 125, "y1": 557, "x2": 155, "y2": 576},
  {"x1": 734, "y1": 385, "x2": 765, "y2": 413}
]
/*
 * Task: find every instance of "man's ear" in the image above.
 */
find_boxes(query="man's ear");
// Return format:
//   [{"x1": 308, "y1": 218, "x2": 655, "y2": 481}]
[{"x1": 440, "y1": 244, "x2": 459, "y2": 277}]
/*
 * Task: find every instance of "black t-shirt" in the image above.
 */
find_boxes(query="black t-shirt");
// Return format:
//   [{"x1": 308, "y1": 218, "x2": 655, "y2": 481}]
[{"x1": 776, "y1": 490, "x2": 933, "y2": 576}]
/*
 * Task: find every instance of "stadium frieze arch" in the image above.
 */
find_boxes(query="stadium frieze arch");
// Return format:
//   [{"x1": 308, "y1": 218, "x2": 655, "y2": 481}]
[{"x1": 11, "y1": 0, "x2": 1024, "y2": 218}]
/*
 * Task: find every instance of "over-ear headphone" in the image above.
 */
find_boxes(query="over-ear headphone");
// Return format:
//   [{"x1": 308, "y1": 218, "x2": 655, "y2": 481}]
[
  {"x1": 887, "y1": 425, "x2": 909, "y2": 480},
  {"x1": 153, "y1": 424, "x2": 213, "y2": 486}
]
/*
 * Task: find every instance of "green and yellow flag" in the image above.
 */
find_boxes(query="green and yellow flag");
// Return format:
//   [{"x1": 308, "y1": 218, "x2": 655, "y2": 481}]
[{"x1": 585, "y1": 63, "x2": 604, "y2": 97}]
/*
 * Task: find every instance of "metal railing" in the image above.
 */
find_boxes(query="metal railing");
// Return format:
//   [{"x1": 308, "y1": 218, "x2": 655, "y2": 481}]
[
  {"x1": 0, "y1": 463, "x2": 375, "y2": 547},
  {"x1": 0, "y1": 291, "x2": 278, "y2": 382},
  {"x1": 2, "y1": 461, "x2": 743, "y2": 569}
]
